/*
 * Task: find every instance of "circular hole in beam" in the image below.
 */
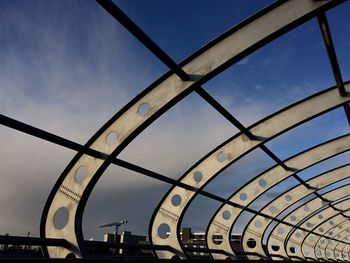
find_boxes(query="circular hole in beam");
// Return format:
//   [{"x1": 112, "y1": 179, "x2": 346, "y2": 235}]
[
  {"x1": 193, "y1": 171, "x2": 203, "y2": 183},
  {"x1": 259, "y1": 179, "x2": 267, "y2": 187},
  {"x1": 247, "y1": 238, "x2": 256, "y2": 249},
  {"x1": 53, "y1": 207, "x2": 69, "y2": 230},
  {"x1": 212, "y1": 233, "x2": 223, "y2": 245},
  {"x1": 66, "y1": 253, "x2": 76, "y2": 258},
  {"x1": 240, "y1": 193, "x2": 248, "y2": 201},
  {"x1": 255, "y1": 220, "x2": 262, "y2": 228},
  {"x1": 137, "y1": 103, "x2": 150, "y2": 116},
  {"x1": 158, "y1": 223, "x2": 170, "y2": 239},
  {"x1": 106, "y1": 132, "x2": 118, "y2": 146},
  {"x1": 222, "y1": 210, "x2": 231, "y2": 220},
  {"x1": 285, "y1": 195, "x2": 292, "y2": 202},
  {"x1": 277, "y1": 227, "x2": 285, "y2": 235},
  {"x1": 171, "y1": 195, "x2": 182, "y2": 207},
  {"x1": 75, "y1": 165, "x2": 88, "y2": 183},
  {"x1": 272, "y1": 242, "x2": 280, "y2": 251},
  {"x1": 217, "y1": 152, "x2": 227, "y2": 162}
]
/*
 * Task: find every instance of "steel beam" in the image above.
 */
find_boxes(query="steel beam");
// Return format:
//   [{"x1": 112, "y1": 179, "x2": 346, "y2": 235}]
[
  {"x1": 39, "y1": 0, "x2": 345, "y2": 258},
  {"x1": 240, "y1": 164, "x2": 350, "y2": 260},
  {"x1": 267, "y1": 186, "x2": 350, "y2": 260}
]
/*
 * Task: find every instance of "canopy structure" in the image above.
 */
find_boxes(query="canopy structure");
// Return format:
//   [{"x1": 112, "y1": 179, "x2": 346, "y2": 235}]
[{"x1": 1, "y1": 0, "x2": 349, "y2": 260}]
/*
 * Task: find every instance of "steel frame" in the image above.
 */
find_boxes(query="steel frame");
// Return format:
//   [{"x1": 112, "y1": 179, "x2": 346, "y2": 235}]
[
  {"x1": 240, "y1": 164, "x2": 350, "y2": 260},
  {"x1": 0, "y1": 0, "x2": 349, "y2": 261}
]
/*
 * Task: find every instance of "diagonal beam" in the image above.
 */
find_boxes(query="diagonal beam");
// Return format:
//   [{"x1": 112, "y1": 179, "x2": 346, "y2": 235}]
[{"x1": 96, "y1": 0, "x2": 190, "y2": 81}]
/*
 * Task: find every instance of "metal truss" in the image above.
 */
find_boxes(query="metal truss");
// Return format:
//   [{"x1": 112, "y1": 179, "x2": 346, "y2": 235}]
[
  {"x1": 1, "y1": 0, "x2": 349, "y2": 261},
  {"x1": 241, "y1": 164, "x2": 350, "y2": 260}
]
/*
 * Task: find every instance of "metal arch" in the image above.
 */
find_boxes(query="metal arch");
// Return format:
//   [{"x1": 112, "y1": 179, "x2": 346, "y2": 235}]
[
  {"x1": 142, "y1": 0, "x2": 347, "y2": 259},
  {"x1": 312, "y1": 218, "x2": 350, "y2": 260},
  {"x1": 342, "y1": 243, "x2": 350, "y2": 261},
  {"x1": 41, "y1": 0, "x2": 342, "y2": 258},
  {"x1": 270, "y1": 188, "x2": 350, "y2": 261},
  {"x1": 207, "y1": 133, "x2": 350, "y2": 260},
  {"x1": 239, "y1": 163, "x2": 350, "y2": 260},
  {"x1": 286, "y1": 201, "x2": 350, "y2": 260},
  {"x1": 266, "y1": 185, "x2": 350, "y2": 261},
  {"x1": 322, "y1": 221, "x2": 350, "y2": 261},
  {"x1": 299, "y1": 212, "x2": 349, "y2": 260},
  {"x1": 332, "y1": 228, "x2": 350, "y2": 261},
  {"x1": 334, "y1": 232, "x2": 350, "y2": 261},
  {"x1": 151, "y1": 85, "x2": 350, "y2": 259},
  {"x1": 321, "y1": 220, "x2": 350, "y2": 260},
  {"x1": 301, "y1": 215, "x2": 350, "y2": 260}
]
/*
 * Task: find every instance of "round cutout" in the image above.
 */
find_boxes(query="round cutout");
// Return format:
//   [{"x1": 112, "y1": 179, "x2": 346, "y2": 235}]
[
  {"x1": 240, "y1": 193, "x2": 248, "y2": 201},
  {"x1": 271, "y1": 243, "x2": 280, "y2": 251},
  {"x1": 255, "y1": 220, "x2": 262, "y2": 228},
  {"x1": 193, "y1": 171, "x2": 203, "y2": 183},
  {"x1": 304, "y1": 206, "x2": 310, "y2": 212},
  {"x1": 329, "y1": 220, "x2": 334, "y2": 225},
  {"x1": 106, "y1": 132, "x2": 118, "y2": 146},
  {"x1": 277, "y1": 227, "x2": 284, "y2": 235},
  {"x1": 290, "y1": 246, "x2": 296, "y2": 253},
  {"x1": 217, "y1": 152, "x2": 227, "y2": 162},
  {"x1": 212, "y1": 233, "x2": 223, "y2": 245},
  {"x1": 259, "y1": 179, "x2": 267, "y2": 187},
  {"x1": 171, "y1": 194, "x2": 182, "y2": 206},
  {"x1": 53, "y1": 207, "x2": 69, "y2": 230},
  {"x1": 75, "y1": 165, "x2": 88, "y2": 182},
  {"x1": 222, "y1": 210, "x2": 231, "y2": 220},
  {"x1": 158, "y1": 223, "x2": 170, "y2": 239},
  {"x1": 318, "y1": 214, "x2": 323, "y2": 220},
  {"x1": 137, "y1": 103, "x2": 150, "y2": 116},
  {"x1": 269, "y1": 206, "x2": 277, "y2": 214},
  {"x1": 66, "y1": 253, "x2": 76, "y2": 258},
  {"x1": 295, "y1": 232, "x2": 302, "y2": 238},
  {"x1": 303, "y1": 247, "x2": 311, "y2": 256},
  {"x1": 319, "y1": 227, "x2": 324, "y2": 232},
  {"x1": 290, "y1": 215, "x2": 297, "y2": 222},
  {"x1": 306, "y1": 222, "x2": 313, "y2": 228},
  {"x1": 247, "y1": 238, "x2": 256, "y2": 249},
  {"x1": 285, "y1": 195, "x2": 292, "y2": 202}
]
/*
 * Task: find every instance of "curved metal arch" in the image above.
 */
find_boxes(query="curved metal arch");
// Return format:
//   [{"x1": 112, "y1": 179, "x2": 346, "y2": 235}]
[
  {"x1": 299, "y1": 213, "x2": 349, "y2": 260},
  {"x1": 147, "y1": 1, "x2": 347, "y2": 259},
  {"x1": 239, "y1": 163, "x2": 350, "y2": 260},
  {"x1": 322, "y1": 221, "x2": 350, "y2": 261},
  {"x1": 303, "y1": 217, "x2": 350, "y2": 260},
  {"x1": 266, "y1": 184, "x2": 350, "y2": 260},
  {"x1": 331, "y1": 228, "x2": 350, "y2": 261},
  {"x1": 151, "y1": 85, "x2": 350, "y2": 260},
  {"x1": 206, "y1": 133, "x2": 350, "y2": 260},
  {"x1": 41, "y1": 0, "x2": 342, "y2": 258},
  {"x1": 342, "y1": 243, "x2": 350, "y2": 261},
  {"x1": 286, "y1": 200, "x2": 350, "y2": 260},
  {"x1": 320, "y1": 220, "x2": 350, "y2": 260},
  {"x1": 271, "y1": 190, "x2": 350, "y2": 261},
  {"x1": 334, "y1": 232, "x2": 350, "y2": 261}
]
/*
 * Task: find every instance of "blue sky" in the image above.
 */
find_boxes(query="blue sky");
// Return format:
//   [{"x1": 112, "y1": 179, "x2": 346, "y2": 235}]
[{"x1": 0, "y1": 0, "x2": 349, "y2": 241}]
